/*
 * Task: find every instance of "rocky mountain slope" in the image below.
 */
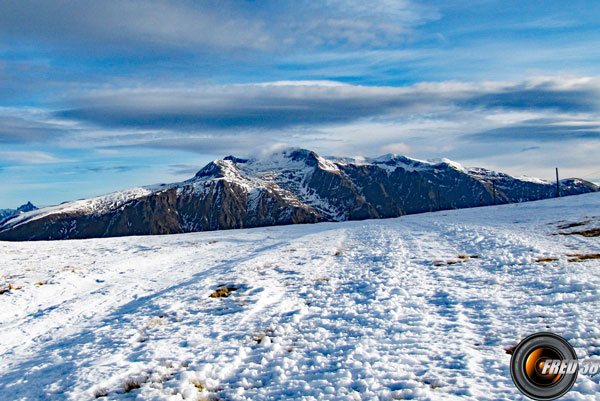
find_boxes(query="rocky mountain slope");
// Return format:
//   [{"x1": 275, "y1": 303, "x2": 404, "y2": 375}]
[{"x1": 0, "y1": 149, "x2": 597, "y2": 241}]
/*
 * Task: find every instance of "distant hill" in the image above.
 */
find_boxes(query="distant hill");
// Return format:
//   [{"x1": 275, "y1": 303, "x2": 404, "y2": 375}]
[{"x1": 0, "y1": 149, "x2": 597, "y2": 241}]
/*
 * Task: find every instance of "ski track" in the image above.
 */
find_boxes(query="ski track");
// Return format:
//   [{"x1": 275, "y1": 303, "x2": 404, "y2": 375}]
[{"x1": 1, "y1": 194, "x2": 599, "y2": 400}]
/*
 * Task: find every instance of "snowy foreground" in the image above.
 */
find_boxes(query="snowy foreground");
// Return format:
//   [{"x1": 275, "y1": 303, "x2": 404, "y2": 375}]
[{"x1": 1, "y1": 194, "x2": 600, "y2": 401}]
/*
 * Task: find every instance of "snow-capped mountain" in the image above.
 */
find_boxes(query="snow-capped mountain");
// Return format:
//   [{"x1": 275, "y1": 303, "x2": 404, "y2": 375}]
[
  {"x1": 0, "y1": 202, "x2": 37, "y2": 225},
  {"x1": 0, "y1": 149, "x2": 597, "y2": 241}
]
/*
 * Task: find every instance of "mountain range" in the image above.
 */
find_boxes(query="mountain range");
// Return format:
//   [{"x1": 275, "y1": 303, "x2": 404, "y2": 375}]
[
  {"x1": 0, "y1": 202, "x2": 37, "y2": 225},
  {"x1": 0, "y1": 149, "x2": 597, "y2": 241}
]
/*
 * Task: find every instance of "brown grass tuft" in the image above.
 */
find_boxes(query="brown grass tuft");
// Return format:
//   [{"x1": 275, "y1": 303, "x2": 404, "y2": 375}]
[
  {"x1": 535, "y1": 257, "x2": 559, "y2": 263},
  {"x1": 458, "y1": 254, "x2": 479, "y2": 259},
  {"x1": 558, "y1": 221, "x2": 589, "y2": 229},
  {"x1": 253, "y1": 328, "x2": 274, "y2": 344},
  {"x1": 559, "y1": 228, "x2": 600, "y2": 238},
  {"x1": 1, "y1": 283, "x2": 22, "y2": 294},
  {"x1": 123, "y1": 379, "x2": 142, "y2": 393},
  {"x1": 209, "y1": 286, "x2": 238, "y2": 298},
  {"x1": 435, "y1": 255, "x2": 480, "y2": 266},
  {"x1": 567, "y1": 253, "x2": 600, "y2": 263},
  {"x1": 192, "y1": 379, "x2": 205, "y2": 392}
]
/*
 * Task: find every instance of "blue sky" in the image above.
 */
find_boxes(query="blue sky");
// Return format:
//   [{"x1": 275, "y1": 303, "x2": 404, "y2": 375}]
[{"x1": 1, "y1": 0, "x2": 599, "y2": 208}]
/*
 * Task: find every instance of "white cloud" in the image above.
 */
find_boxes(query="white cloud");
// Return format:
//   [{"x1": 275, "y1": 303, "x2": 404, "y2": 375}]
[{"x1": 379, "y1": 143, "x2": 412, "y2": 155}]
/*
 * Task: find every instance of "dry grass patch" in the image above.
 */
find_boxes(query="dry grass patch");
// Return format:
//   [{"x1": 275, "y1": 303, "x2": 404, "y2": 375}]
[
  {"x1": 209, "y1": 286, "x2": 238, "y2": 298},
  {"x1": 421, "y1": 378, "x2": 442, "y2": 389},
  {"x1": 192, "y1": 379, "x2": 205, "y2": 392},
  {"x1": 435, "y1": 254, "x2": 479, "y2": 266},
  {"x1": 535, "y1": 257, "x2": 559, "y2": 263},
  {"x1": 557, "y1": 228, "x2": 600, "y2": 238},
  {"x1": 567, "y1": 253, "x2": 600, "y2": 263},
  {"x1": 557, "y1": 221, "x2": 589, "y2": 229},
  {"x1": 123, "y1": 378, "x2": 142, "y2": 393},
  {"x1": 94, "y1": 388, "x2": 108, "y2": 398},
  {"x1": 572, "y1": 228, "x2": 600, "y2": 237},
  {"x1": 0, "y1": 283, "x2": 21, "y2": 294},
  {"x1": 458, "y1": 254, "x2": 479, "y2": 259},
  {"x1": 505, "y1": 344, "x2": 517, "y2": 355},
  {"x1": 253, "y1": 328, "x2": 274, "y2": 344}
]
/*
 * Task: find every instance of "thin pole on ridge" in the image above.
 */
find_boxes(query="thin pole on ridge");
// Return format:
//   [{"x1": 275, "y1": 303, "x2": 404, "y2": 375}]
[{"x1": 556, "y1": 168, "x2": 561, "y2": 197}]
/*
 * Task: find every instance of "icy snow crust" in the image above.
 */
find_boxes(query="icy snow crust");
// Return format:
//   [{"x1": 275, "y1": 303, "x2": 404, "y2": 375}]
[{"x1": 1, "y1": 193, "x2": 599, "y2": 400}]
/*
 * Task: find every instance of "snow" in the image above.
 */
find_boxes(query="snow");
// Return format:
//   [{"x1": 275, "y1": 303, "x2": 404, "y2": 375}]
[
  {"x1": 1, "y1": 194, "x2": 600, "y2": 400},
  {"x1": 332, "y1": 154, "x2": 434, "y2": 175},
  {"x1": 514, "y1": 175, "x2": 550, "y2": 185},
  {"x1": 0, "y1": 187, "x2": 157, "y2": 230}
]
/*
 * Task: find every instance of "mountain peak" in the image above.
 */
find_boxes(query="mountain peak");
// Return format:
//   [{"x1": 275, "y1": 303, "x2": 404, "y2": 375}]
[
  {"x1": 223, "y1": 155, "x2": 249, "y2": 164},
  {"x1": 285, "y1": 149, "x2": 319, "y2": 166},
  {"x1": 17, "y1": 202, "x2": 37, "y2": 213},
  {"x1": 194, "y1": 160, "x2": 240, "y2": 179}
]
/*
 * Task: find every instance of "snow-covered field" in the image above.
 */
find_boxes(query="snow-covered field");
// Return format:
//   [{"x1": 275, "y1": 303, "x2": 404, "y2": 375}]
[{"x1": 1, "y1": 193, "x2": 599, "y2": 401}]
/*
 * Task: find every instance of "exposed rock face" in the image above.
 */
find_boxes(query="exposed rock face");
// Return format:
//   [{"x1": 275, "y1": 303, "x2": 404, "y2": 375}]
[{"x1": 0, "y1": 149, "x2": 597, "y2": 241}]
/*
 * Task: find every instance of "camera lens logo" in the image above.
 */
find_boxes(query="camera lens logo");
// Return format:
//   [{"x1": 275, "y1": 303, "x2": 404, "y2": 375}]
[{"x1": 510, "y1": 333, "x2": 578, "y2": 400}]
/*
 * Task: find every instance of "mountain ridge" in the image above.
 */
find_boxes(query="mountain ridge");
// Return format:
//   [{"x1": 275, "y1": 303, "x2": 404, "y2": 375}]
[{"x1": 0, "y1": 148, "x2": 597, "y2": 241}]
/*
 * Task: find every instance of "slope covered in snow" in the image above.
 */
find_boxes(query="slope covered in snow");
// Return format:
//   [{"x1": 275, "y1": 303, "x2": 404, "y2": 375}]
[{"x1": 1, "y1": 193, "x2": 599, "y2": 400}]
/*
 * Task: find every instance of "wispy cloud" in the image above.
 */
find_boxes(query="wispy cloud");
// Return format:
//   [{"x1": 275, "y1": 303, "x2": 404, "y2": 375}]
[
  {"x1": 0, "y1": 150, "x2": 74, "y2": 164},
  {"x1": 0, "y1": 114, "x2": 69, "y2": 143},
  {"x1": 0, "y1": 0, "x2": 434, "y2": 55},
  {"x1": 464, "y1": 119, "x2": 600, "y2": 142},
  {"x1": 168, "y1": 164, "x2": 203, "y2": 176}
]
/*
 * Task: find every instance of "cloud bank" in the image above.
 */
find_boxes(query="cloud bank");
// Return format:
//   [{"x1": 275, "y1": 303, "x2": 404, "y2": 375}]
[{"x1": 40, "y1": 77, "x2": 599, "y2": 152}]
